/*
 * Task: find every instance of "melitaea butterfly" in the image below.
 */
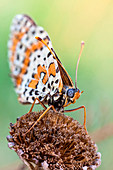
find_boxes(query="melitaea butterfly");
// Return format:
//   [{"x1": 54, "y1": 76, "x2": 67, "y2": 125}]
[{"x1": 8, "y1": 14, "x2": 87, "y2": 134}]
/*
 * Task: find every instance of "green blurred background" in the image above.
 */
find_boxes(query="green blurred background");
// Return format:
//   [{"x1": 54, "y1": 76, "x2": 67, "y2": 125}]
[{"x1": 0, "y1": 0, "x2": 113, "y2": 169}]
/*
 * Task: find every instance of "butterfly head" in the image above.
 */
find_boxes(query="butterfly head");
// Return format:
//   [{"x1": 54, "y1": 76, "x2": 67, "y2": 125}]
[
  {"x1": 67, "y1": 88, "x2": 81, "y2": 100},
  {"x1": 63, "y1": 87, "x2": 83, "y2": 107}
]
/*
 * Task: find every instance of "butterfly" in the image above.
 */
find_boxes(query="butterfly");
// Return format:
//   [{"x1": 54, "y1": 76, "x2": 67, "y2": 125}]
[{"x1": 8, "y1": 14, "x2": 87, "y2": 135}]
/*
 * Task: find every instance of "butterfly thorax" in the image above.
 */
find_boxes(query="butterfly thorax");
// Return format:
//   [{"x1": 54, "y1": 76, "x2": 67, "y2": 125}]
[
  {"x1": 48, "y1": 89, "x2": 65, "y2": 111},
  {"x1": 48, "y1": 86, "x2": 81, "y2": 111}
]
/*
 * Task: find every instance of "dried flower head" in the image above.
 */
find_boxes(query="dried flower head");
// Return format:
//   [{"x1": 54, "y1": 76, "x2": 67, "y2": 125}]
[{"x1": 7, "y1": 110, "x2": 101, "y2": 170}]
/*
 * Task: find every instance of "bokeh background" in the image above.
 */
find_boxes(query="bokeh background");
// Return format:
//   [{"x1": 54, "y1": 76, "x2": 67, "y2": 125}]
[{"x1": 0, "y1": 0, "x2": 113, "y2": 169}]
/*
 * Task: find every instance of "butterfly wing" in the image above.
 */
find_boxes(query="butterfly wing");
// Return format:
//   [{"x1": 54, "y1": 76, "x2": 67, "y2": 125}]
[
  {"x1": 8, "y1": 14, "x2": 63, "y2": 104},
  {"x1": 52, "y1": 49, "x2": 74, "y2": 87}
]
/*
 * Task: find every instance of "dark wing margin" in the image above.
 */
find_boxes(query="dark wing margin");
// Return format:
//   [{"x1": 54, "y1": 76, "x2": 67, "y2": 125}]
[
  {"x1": 52, "y1": 48, "x2": 74, "y2": 87},
  {"x1": 24, "y1": 14, "x2": 37, "y2": 26},
  {"x1": 58, "y1": 62, "x2": 74, "y2": 87}
]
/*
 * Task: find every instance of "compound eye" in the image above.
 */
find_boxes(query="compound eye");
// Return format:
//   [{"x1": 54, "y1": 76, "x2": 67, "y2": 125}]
[{"x1": 67, "y1": 89, "x2": 75, "y2": 98}]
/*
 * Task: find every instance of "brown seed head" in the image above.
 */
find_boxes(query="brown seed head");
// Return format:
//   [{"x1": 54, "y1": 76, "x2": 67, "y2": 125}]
[{"x1": 7, "y1": 110, "x2": 101, "y2": 170}]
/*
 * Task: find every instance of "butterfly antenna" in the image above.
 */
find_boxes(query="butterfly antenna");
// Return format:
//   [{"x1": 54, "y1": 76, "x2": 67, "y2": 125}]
[
  {"x1": 35, "y1": 36, "x2": 57, "y2": 60},
  {"x1": 75, "y1": 41, "x2": 85, "y2": 89}
]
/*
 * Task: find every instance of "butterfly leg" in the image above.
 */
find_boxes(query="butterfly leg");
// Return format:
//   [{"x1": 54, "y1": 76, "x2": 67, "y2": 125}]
[
  {"x1": 24, "y1": 105, "x2": 56, "y2": 136},
  {"x1": 28, "y1": 97, "x2": 47, "y2": 113},
  {"x1": 64, "y1": 105, "x2": 87, "y2": 133}
]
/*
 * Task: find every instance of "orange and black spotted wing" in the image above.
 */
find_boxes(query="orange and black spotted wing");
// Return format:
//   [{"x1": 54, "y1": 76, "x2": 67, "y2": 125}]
[{"x1": 8, "y1": 14, "x2": 63, "y2": 104}]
